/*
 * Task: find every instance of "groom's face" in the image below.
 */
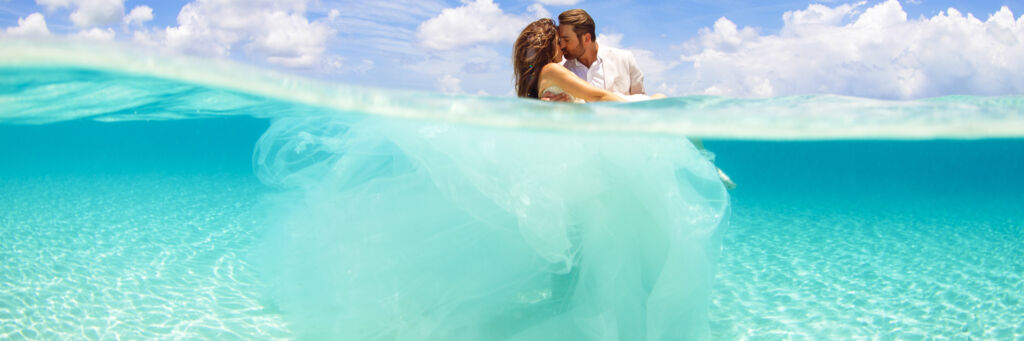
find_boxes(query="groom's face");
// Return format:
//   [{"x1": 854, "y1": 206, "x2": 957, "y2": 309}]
[{"x1": 558, "y1": 24, "x2": 586, "y2": 60}]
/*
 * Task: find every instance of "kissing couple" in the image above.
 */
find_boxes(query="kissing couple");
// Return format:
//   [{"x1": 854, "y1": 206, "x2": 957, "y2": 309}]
[
  {"x1": 513, "y1": 9, "x2": 664, "y2": 103},
  {"x1": 513, "y1": 9, "x2": 737, "y2": 189}
]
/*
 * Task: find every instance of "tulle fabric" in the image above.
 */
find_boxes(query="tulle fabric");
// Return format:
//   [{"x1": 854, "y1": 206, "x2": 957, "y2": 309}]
[{"x1": 253, "y1": 115, "x2": 730, "y2": 340}]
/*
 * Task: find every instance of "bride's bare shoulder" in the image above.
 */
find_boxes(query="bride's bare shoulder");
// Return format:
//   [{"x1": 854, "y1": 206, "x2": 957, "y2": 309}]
[{"x1": 539, "y1": 63, "x2": 573, "y2": 78}]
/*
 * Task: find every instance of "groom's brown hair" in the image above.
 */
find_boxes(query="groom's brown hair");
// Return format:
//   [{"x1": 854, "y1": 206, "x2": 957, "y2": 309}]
[{"x1": 558, "y1": 9, "x2": 596, "y2": 42}]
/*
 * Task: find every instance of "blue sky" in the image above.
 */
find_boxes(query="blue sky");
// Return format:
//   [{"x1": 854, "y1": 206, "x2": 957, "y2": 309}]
[{"x1": 2, "y1": 0, "x2": 1023, "y2": 99}]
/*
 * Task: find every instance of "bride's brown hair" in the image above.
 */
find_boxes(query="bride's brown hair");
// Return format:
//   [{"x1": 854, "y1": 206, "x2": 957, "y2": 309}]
[{"x1": 513, "y1": 18, "x2": 558, "y2": 98}]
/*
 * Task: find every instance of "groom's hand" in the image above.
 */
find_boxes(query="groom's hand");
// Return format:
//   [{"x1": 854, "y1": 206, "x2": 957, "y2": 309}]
[{"x1": 540, "y1": 90, "x2": 571, "y2": 102}]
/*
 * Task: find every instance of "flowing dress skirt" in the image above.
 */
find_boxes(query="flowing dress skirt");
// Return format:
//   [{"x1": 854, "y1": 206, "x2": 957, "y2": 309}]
[{"x1": 253, "y1": 116, "x2": 730, "y2": 340}]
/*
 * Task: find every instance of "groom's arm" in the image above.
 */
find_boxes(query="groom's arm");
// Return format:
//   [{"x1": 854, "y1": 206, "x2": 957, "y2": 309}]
[
  {"x1": 626, "y1": 51, "x2": 645, "y2": 95},
  {"x1": 540, "y1": 90, "x2": 572, "y2": 102}
]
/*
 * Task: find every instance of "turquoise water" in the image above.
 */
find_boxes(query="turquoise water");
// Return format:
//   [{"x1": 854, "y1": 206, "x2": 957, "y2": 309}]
[{"x1": 2, "y1": 39, "x2": 1024, "y2": 339}]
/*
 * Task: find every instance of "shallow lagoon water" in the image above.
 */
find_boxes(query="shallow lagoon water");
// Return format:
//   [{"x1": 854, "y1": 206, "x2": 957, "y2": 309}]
[{"x1": 1, "y1": 39, "x2": 1023, "y2": 339}]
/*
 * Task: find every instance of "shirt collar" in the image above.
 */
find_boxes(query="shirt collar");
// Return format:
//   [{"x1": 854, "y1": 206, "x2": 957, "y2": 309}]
[{"x1": 565, "y1": 47, "x2": 605, "y2": 68}]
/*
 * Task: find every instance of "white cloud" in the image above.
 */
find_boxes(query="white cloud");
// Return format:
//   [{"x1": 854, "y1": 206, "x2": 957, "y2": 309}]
[
  {"x1": 328, "y1": 1, "x2": 447, "y2": 55},
  {"x1": 780, "y1": 1, "x2": 864, "y2": 35},
  {"x1": 123, "y1": 5, "x2": 152, "y2": 26},
  {"x1": 249, "y1": 10, "x2": 333, "y2": 67},
  {"x1": 438, "y1": 74, "x2": 462, "y2": 93},
  {"x1": 527, "y1": 3, "x2": 550, "y2": 19},
  {"x1": 404, "y1": 45, "x2": 512, "y2": 95},
  {"x1": 682, "y1": 17, "x2": 760, "y2": 55},
  {"x1": 595, "y1": 33, "x2": 623, "y2": 47},
  {"x1": 36, "y1": 0, "x2": 125, "y2": 28},
  {"x1": 5, "y1": 12, "x2": 51, "y2": 36},
  {"x1": 350, "y1": 59, "x2": 375, "y2": 74},
  {"x1": 407, "y1": 45, "x2": 503, "y2": 76},
  {"x1": 681, "y1": 0, "x2": 1024, "y2": 99},
  {"x1": 135, "y1": 0, "x2": 336, "y2": 69},
  {"x1": 417, "y1": 0, "x2": 547, "y2": 50},
  {"x1": 534, "y1": 0, "x2": 580, "y2": 5},
  {"x1": 73, "y1": 27, "x2": 115, "y2": 40}
]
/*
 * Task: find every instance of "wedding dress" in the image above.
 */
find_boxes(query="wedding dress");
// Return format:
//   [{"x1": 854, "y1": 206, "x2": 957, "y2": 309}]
[{"x1": 253, "y1": 109, "x2": 730, "y2": 340}]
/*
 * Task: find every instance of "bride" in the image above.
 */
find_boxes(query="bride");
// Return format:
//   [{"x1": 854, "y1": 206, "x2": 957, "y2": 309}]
[{"x1": 513, "y1": 18, "x2": 625, "y2": 102}]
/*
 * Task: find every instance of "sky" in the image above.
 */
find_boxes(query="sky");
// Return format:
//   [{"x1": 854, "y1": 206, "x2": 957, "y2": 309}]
[{"x1": 1, "y1": 0, "x2": 1023, "y2": 99}]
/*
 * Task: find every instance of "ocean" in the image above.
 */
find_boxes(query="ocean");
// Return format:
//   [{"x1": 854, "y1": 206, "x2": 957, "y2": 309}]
[{"x1": 1, "y1": 39, "x2": 1022, "y2": 339}]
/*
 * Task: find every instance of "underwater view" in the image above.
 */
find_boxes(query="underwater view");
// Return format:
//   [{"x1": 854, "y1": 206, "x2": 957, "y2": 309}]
[{"x1": 2, "y1": 38, "x2": 1022, "y2": 340}]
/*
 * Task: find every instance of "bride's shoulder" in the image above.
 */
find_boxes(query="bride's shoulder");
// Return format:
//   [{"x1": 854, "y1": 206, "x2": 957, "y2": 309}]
[
  {"x1": 539, "y1": 62, "x2": 572, "y2": 77},
  {"x1": 540, "y1": 62, "x2": 563, "y2": 70}
]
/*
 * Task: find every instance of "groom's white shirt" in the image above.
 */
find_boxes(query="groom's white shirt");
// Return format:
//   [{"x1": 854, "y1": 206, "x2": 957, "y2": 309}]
[{"x1": 562, "y1": 46, "x2": 645, "y2": 96}]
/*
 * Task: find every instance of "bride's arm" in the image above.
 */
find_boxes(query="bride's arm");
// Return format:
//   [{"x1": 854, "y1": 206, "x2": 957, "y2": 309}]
[{"x1": 540, "y1": 63, "x2": 624, "y2": 102}]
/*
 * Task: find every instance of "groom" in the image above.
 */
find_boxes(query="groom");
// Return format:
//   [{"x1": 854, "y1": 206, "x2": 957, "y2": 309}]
[{"x1": 542, "y1": 9, "x2": 646, "y2": 101}]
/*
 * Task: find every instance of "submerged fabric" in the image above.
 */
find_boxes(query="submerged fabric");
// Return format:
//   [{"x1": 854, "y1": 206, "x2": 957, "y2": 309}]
[{"x1": 253, "y1": 116, "x2": 730, "y2": 340}]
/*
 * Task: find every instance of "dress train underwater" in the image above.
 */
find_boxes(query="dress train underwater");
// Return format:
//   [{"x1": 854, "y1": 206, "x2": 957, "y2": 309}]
[{"x1": 252, "y1": 115, "x2": 730, "y2": 340}]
